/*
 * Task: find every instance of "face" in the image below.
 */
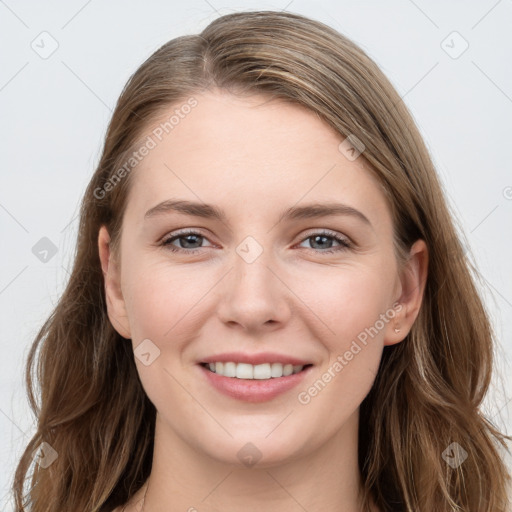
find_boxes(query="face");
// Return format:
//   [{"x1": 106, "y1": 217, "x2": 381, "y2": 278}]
[{"x1": 99, "y1": 89, "x2": 427, "y2": 468}]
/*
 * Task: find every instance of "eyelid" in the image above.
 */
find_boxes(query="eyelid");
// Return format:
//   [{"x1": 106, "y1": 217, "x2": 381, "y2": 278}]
[{"x1": 299, "y1": 228, "x2": 350, "y2": 243}]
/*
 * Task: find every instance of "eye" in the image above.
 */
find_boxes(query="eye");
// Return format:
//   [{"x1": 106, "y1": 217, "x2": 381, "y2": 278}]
[
  {"x1": 297, "y1": 230, "x2": 352, "y2": 254},
  {"x1": 160, "y1": 229, "x2": 351, "y2": 255},
  {"x1": 161, "y1": 229, "x2": 213, "y2": 254}
]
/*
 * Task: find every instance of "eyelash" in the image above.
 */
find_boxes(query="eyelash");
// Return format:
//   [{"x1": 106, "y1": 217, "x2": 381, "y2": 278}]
[{"x1": 160, "y1": 229, "x2": 352, "y2": 255}]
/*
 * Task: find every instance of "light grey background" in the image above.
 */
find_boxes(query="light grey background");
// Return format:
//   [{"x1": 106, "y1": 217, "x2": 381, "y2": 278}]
[{"x1": 1, "y1": 0, "x2": 511, "y2": 509}]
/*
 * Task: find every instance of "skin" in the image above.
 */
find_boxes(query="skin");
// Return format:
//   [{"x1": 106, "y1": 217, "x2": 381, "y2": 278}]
[{"x1": 99, "y1": 89, "x2": 428, "y2": 512}]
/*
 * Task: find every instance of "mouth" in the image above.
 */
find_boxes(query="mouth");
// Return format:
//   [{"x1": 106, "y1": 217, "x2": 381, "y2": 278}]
[
  {"x1": 199, "y1": 361, "x2": 314, "y2": 379},
  {"x1": 197, "y1": 361, "x2": 314, "y2": 402}
]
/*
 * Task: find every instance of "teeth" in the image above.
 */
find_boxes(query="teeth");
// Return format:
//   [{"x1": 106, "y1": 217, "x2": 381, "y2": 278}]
[
  {"x1": 223, "y1": 362, "x2": 236, "y2": 377},
  {"x1": 204, "y1": 362, "x2": 306, "y2": 379},
  {"x1": 237, "y1": 363, "x2": 254, "y2": 379}
]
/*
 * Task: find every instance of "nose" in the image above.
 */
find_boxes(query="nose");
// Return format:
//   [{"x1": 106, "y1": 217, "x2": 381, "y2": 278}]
[{"x1": 216, "y1": 246, "x2": 292, "y2": 333}]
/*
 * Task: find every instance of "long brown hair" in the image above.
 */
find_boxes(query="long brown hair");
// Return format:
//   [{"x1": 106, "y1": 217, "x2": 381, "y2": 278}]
[{"x1": 12, "y1": 10, "x2": 511, "y2": 511}]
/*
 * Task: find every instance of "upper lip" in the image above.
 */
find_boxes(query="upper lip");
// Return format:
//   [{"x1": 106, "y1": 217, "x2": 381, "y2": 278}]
[{"x1": 200, "y1": 352, "x2": 312, "y2": 366}]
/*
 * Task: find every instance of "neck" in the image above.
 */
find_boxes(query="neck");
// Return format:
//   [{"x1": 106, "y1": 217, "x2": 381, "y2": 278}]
[{"x1": 137, "y1": 410, "x2": 370, "y2": 512}]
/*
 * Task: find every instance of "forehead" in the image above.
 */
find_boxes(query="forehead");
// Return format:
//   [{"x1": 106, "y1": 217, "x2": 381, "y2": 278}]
[{"x1": 125, "y1": 90, "x2": 391, "y2": 231}]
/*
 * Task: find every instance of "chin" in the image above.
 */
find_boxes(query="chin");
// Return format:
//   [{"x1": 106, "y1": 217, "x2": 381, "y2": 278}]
[{"x1": 204, "y1": 432, "x2": 309, "y2": 469}]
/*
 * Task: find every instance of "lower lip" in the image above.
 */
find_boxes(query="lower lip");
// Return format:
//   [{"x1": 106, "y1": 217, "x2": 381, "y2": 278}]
[{"x1": 198, "y1": 364, "x2": 313, "y2": 403}]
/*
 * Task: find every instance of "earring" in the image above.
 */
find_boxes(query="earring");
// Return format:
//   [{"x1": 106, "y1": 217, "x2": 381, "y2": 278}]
[{"x1": 394, "y1": 327, "x2": 401, "y2": 333}]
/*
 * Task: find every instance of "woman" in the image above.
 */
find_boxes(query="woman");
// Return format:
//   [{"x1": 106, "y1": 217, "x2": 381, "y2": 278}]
[{"x1": 12, "y1": 10, "x2": 511, "y2": 512}]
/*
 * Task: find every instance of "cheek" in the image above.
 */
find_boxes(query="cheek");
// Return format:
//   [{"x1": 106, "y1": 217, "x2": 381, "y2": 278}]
[
  {"x1": 292, "y1": 262, "x2": 394, "y2": 344},
  {"x1": 120, "y1": 262, "x2": 206, "y2": 408},
  {"x1": 122, "y1": 258, "x2": 205, "y2": 343},
  {"x1": 293, "y1": 268, "x2": 390, "y2": 414},
  {"x1": 293, "y1": 265, "x2": 392, "y2": 399}
]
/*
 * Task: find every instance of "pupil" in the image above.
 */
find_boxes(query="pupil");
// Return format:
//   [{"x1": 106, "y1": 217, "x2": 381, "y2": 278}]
[
  {"x1": 183, "y1": 234, "x2": 201, "y2": 248},
  {"x1": 313, "y1": 235, "x2": 330, "y2": 249}
]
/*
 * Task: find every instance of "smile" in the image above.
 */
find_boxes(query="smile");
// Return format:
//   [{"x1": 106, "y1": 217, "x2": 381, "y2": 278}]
[
  {"x1": 200, "y1": 361, "x2": 312, "y2": 379},
  {"x1": 198, "y1": 362, "x2": 314, "y2": 402}
]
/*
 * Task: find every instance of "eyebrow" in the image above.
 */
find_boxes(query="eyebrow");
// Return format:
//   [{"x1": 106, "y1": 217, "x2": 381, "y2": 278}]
[{"x1": 144, "y1": 199, "x2": 372, "y2": 227}]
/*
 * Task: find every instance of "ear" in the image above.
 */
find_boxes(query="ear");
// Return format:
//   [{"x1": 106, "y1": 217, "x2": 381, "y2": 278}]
[
  {"x1": 98, "y1": 225, "x2": 131, "y2": 339},
  {"x1": 384, "y1": 239, "x2": 429, "y2": 346}
]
